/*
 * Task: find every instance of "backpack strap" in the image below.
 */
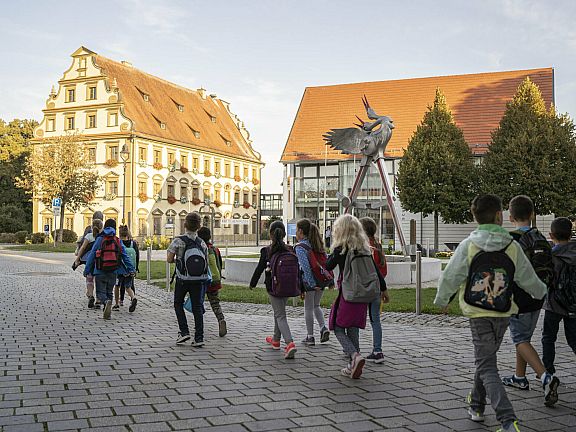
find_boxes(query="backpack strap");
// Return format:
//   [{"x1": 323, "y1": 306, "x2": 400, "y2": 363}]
[
  {"x1": 498, "y1": 240, "x2": 514, "y2": 254},
  {"x1": 295, "y1": 243, "x2": 311, "y2": 251}
]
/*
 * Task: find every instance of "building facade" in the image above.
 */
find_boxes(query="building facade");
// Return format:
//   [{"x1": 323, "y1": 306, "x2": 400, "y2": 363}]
[
  {"x1": 281, "y1": 68, "x2": 555, "y2": 249},
  {"x1": 31, "y1": 47, "x2": 264, "y2": 242}
]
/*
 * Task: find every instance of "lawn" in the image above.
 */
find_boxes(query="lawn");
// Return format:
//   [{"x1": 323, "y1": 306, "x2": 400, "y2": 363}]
[{"x1": 6, "y1": 243, "x2": 77, "y2": 253}]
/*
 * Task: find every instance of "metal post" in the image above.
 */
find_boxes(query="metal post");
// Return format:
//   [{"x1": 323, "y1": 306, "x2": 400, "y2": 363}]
[
  {"x1": 225, "y1": 240, "x2": 229, "y2": 261},
  {"x1": 166, "y1": 261, "x2": 171, "y2": 292},
  {"x1": 426, "y1": 238, "x2": 430, "y2": 258},
  {"x1": 146, "y1": 246, "x2": 151, "y2": 284},
  {"x1": 416, "y1": 250, "x2": 422, "y2": 315}
]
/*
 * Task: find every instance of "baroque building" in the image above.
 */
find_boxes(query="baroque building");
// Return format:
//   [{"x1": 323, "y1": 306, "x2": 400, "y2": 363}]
[{"x1": 31, "y1": 47, "x2": 264, "y2": 242}]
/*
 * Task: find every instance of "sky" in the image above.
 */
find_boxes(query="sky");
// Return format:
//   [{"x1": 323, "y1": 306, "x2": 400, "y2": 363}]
[{"x1": 1, "y1": 0, "x2": 575, "y2": 193}]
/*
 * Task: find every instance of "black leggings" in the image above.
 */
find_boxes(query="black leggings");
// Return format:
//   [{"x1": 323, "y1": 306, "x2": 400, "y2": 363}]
[{"x1": 174, "y1": 280, "x2": 204, "y2": 340}]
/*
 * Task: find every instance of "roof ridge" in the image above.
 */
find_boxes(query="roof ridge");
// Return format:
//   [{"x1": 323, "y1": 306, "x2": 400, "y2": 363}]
[{"x1": 305, "y1": 67, "x2": 553, "y2": 91}]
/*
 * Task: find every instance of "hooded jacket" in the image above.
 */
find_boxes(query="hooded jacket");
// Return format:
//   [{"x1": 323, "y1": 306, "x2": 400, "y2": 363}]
[
  {"x1": 544, "y1": 241, "x2": 576, "y2": 316},
  {"x1": 435, "y1": 224, "x2": 547, "y2": 318},
  {"x1": 83, "y1": 227, "x2": 135, "y2": 276}
]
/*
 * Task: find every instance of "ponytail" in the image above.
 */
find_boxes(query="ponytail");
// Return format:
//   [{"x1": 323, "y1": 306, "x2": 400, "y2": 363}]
[
  {"x1": 359, "y1": 216, "x2": 384, "y2": 262},
  {"x1": 296, "y1": 218, "x2": 325, "y2": 253},
  {"x1": 269, "y1": 220, "x2": 288, "y2": 256}
]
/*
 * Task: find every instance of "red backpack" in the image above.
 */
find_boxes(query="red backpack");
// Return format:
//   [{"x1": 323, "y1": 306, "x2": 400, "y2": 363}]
[
  {"x1": 267, "y1": 246, "x2": 302, "y2": 297},
  {"x1": 296, "y1": 243, "x2": 334, "y2": 288},
  {"x1": 95, "y1": 235, "x2": 122, "y2": 272}
]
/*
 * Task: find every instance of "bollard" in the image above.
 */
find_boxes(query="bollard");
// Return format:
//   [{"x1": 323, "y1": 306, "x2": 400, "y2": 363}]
[
  {"x1": 426, "y1": 239, "x2": 430, "y2": 258},
  {"x1": 416, "y1": 250, "x2": 422, "y2": 315},
  {"x1": 225, "y1": 240, "x2": 229, "y2": 260},
  {"x1": 146, "y1": 246, "x2": 151, "y2": 284},
  {"x1": 166, "y1": 260, "x2": 171, "y2": 292}
]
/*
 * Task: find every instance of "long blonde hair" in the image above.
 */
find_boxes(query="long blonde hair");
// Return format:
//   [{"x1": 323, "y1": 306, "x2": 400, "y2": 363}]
[{"x1": 331, "y1": 214, "x2": 370, "y2": 253}]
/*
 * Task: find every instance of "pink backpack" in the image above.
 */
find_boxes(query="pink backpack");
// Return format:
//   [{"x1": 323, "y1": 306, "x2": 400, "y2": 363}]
[{"x1": 268, "y1": 246, "x2": 302, "y2": 297}]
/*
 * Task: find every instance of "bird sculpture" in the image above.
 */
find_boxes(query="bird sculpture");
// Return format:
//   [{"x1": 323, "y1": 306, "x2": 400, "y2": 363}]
[{"x1": 323, "y1": 96, "x2": 406, "y2": 250}]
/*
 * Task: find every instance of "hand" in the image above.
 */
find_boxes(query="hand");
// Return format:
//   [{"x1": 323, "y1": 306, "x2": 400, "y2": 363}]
[
  {"x1": 300, "y1": 292, "x2": 305, "y2": 300},
  {"x1": 381, "y1": 291, "x2": 390, "y2": 304}
]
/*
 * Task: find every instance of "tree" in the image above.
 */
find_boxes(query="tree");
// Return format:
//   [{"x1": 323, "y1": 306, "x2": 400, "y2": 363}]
[
  {"x1": 0, "y1": 118, "x2": 38, "y2": 229},
  {"x1": 17, "y1": 133, "x2": 100, "y2": 242},
  {"x1": 396, "y1": 88, "x2": 478, "y2": 250},
  {"x1": 481, "y1": 78, "x2": 576, "y2": 223}
]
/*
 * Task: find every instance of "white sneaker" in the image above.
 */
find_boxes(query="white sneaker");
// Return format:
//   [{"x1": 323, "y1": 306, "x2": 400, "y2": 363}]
[{"x1": 350, "y1": 353, "x2": 365, "y2": 379}]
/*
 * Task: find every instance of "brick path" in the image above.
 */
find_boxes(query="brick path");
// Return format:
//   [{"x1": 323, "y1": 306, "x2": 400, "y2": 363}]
[{"x1": 0, "y1": 250, "x2": 575, "y2": 431}]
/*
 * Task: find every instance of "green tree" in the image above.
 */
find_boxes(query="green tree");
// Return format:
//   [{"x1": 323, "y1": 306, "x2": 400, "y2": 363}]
[
  {"x1": 17, "y1": 133, "x2": 100, "y2": 242},
  {"x1": 481, "y1": 77, "x2": 576, "y2": 223},
  {"x1": 0, "y1": 118, "x2": 38, "y2": 229},
  {"x1": 396, "y1": 88, "x2": 478, "y2": 250}
]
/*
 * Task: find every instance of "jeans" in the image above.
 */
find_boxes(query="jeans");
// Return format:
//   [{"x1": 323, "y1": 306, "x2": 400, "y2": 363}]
[
  {"x1": 268, "y1": 294, "x2": 293, "y2": 343},
  {"x1": 509, "y1": 310, "x2": 540, "y2": 345},
  {"x1": 206, "y1": 291, "x2": 225, "y2": 322},
  {"x1": 174, "y1": 280, "x2": 204, "y2": 341},
  {"x1": 334, "y1": 326, "x2": 360, "y2": 360},
  {"x1": 369, "y1": 297, "x2": 383, "y2": 353},
  {"x1": 304, "y1": 289, "x2": 326, "y2": 336},
  {"x1": 95, "y1": 273, "x2": 116, "y2": 304},
  {"x1": 542, "y1": 310, "x2": 576, "y2": 374},
  {"x1": 469, "y1": 317, "x2": 516, "y2": 426},
  {"x1": 117, "y1": 275, "x2": 134, "y2": 302}
]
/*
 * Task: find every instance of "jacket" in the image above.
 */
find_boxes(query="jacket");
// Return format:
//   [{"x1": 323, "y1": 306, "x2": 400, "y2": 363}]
[
  {"x1": 434, "y1": 224, "x2": 547, "y2": 318},
  {"x1": 369, "y1": 238, "x2": 387, "y2": 278},
  {"x1": 295, "y1": 238, "x2": 321, "y2": 291},
  {"x1": 83, "y1": 227, "x2": 136, "y2": 276},
  {"x1": 206, "y1": 242, "x2": 223, "y2": 292},
  {"x1": 544, "y1": 241, "x2": 576, "y2": 316},
  {"x1": 250, "y1": 246, "x2": 273, "y2": 290}
]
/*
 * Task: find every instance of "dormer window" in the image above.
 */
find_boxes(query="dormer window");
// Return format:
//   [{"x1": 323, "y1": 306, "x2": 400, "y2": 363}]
[
  {"x1": 226, "y1": 140, "x2": 231, "y2": 146},
  {"x1": 186, "y1": 123, "x2": 200, "y2": 139},
  {"x1": 66, "y1": 87, "x2": 76, "y2": 103},
  {"x1": 178, "y1": 105, "x2": 184, "y2": 112},
  {"x1": 143, "y1": 94, "x2": 150, "y2": 102},
  {"x1": 160, "y1": 122, "x2": 166, "y2": 130},
  {"x1": 194, "y1": 131, "x2": 200, "y2": 138},
  {"x1": 211, "y1": 116, "x2": 216, "y2": 123}
]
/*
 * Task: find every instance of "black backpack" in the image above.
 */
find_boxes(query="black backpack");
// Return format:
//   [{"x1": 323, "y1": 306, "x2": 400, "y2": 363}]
[
  {"x1": 553, "y1": 260, "x2": 576, "y2": 316},
  {"x1": 464, "y1": 242, "x2": 515, "y2": 312},
  {"x1": 510, "y1": 228, "x2": 553, "y2": 312}
]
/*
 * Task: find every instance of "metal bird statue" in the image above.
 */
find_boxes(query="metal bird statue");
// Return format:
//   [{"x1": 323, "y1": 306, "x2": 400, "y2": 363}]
[{"x1": 323, "y1": 96, "x2": 406, "y2": 250}]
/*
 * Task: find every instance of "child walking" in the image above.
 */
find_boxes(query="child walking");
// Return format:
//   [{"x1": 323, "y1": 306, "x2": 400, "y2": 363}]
[
  {"x1": 250, "y1": 220, "x2": 298, "y2": 359},
  {"x1": 84, "y1": 219, "x2": 135, "y2": 320},
  {"x1": 294, "y1": 218, "x2": 331, "y2": 346},
  {"x1": 75, "y1": 218, "x2": 103, "y2": 309},
  {"x1": 360, "y1": 217, "x2": 390, "y2": 364},
  {"x1": 499, "y1": 195, "x2": 558, "y2": 406},
  {"x1": 435, "y1": 195, "x2": 547, "y2": 432},
  {"x1": 198, "y1": 227, "x2": 227, "y2": 337},
  {"x1": 112, "y1": 225, "x2": 138, "y2": 313},
  {"x1": 542, "y1": 217, "x2": 576, "y2": 381},
  {"x1": 326, "y1": 214, "x2": 387, "y2": 379}
]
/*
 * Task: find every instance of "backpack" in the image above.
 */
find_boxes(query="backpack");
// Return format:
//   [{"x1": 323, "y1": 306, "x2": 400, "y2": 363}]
[
  {"x1": 553, "y1": 260, "x2": 576, "y2": 315},
  {"x1": 295, "y1": 243, "x2": 334, "y2": 288},
  {"x1": 175, "y1": 236, "x2": 209, "y2": 282},
  {"x1": 267, "y1": 246, "x2": 302, "y2": 297},
  {"x1": 207, "y1": 245, "x2": 222, "y2": 285},
  {"x1": 464, "y1": 242, "x2": 515, "y2": 312},
  {"x1": 124, "y1": 240, "x2": 137, "y2": 269},
  {"x1": 340, "y1": 248, "x2": 380, "y2": 303},
  {"x1": 510, "y1": 228, "x2": 552, "y2": 312},
  {"x1": 95, "y1": 235, "x2": 122, "y2": 272}
]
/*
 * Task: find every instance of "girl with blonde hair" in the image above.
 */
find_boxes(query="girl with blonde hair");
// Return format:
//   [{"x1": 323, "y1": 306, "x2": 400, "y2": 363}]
[{"x1": 326, "y1": 214, "x2": 387, "y2": 378}]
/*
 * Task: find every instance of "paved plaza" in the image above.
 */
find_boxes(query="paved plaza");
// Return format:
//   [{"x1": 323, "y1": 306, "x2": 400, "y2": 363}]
[{"x1": 1, "y1": 249, "x2": 575, "y2": 432}]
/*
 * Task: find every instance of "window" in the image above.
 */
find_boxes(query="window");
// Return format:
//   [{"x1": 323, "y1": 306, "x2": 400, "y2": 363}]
[
  {"x1": 139, "y1": 146, "x2": 148, "y2": 162},
  {"x1": 65, "y1": 216, "x2": 74, "y2": 231},
  {"x1": 138, "y1": 217, "x2": 147, "y2": 236},
  {"x1": 179, "y1": 216, "x2": 186, "y2": 234},
  {"x1": 234, "y1": 224, "x2": 239, "y2": 235},
  {"x1": 243, "y1": 167, "x2": 249, "y2": 178},
  {"x1": 203, "y1": 187, "x2": 211, "y2": 200},
  {"x1": 143, "y1": 94, "x2": 150, "y2": 102},
  {"x1": 108, "y1": 145, "x2": 119, "y2": 161},
  {"x1": 243, "y1": 224, "x2": 248, "y2": 235},
  {"x1": 154, "y1": 149, "x2": 162, "y2": 164},
  {"x1": 193, "y1": 157, "x2": 199, "y2": 170},
  {"x1": 46, "y1": 117, "x2": 55, "y2": 132},
  {"x1": 204, "y1": 158, "x2": 210, "y2": 172},
  {"x1": 153, "y1": 216, "x2": 162, "y2": 235},
  {"x1": 211, "y1": 116, "x2": 216, "y2": 123},
  {"x1": 252, "y1": 192, "x2": 257, "y2": 206},
  {"x1": 167, "y1": 184, "x2": 175, "y2": 197},
  {"x1": 160, "y1": 122, "x2": 166, "y2": 130},
  {"x1": 243, "y1": 192, "x2": 249, "y2": 203},
  {"x1": 107, "y1": 180, "x2": 118, "y2": 195},
  {"x1": 215, "y1": 161, "x2": 221, "y2": 174},
  {"x1": 138, "y1": 180, "x2": 147, "y2": 195},
  {"x1": 181, "y1": 184, "x2": 187, "y2": 198},
  {"x1": 225, "y1": 163, "x2": 230, "y2": 177},
  {"x1": 83, "y1": 215, "x2": 92, "y2": 230},
  {"x1": 192, "y1": 186, "x2": 199, "y2": 199},
  {"x1": 65, "y1": 115, "x2": 75, "y2": 130},
  {"x1": 153, "y1": 181, "x2": 162, "y2": 197},
  {"x1": 181, "y1": 154, "x2": 188, "y2": 168},
  {"x1": 66, "y1": 88, "x2": 75, "y2": 102},
  {"x1": 234, "y1": 165, "x2": 240, "y2": 178},
  {"x1": 168, "y1": 152, "x2": 175, "y2": 166},
  {"x1": 87, "y1": 86, "x2": 97, "y2": 100},
  {"x1": 214, "y1": 219, "x2": 221, "y2": 229},
  {"x1": 225, "y1": 188, "x2": 231, "y2": 203},
  {"x1": 214, "y1": 189, "x2": 221, "y2": 202},
  {"x1": 108, "y1": 112, "x2": 118, "y2": 127},
  {"x1": 234, "y1": 191, "x2": 240, "y2": 203},
  {"x1": 178, "y1": 104, "x2": 184, "y2": 112},
  {"x1": 42, "y1": 216, "x2": 53, "y2": 231},
  {"x1": 87, "y1": 114, "x2": 96, "y2": 129},
  {"x1": 87, "y1": 146, "x2": 96, "y2": 163},
  {"x1": 252, "y1": 168, "x2": 257, "y2": 179}
]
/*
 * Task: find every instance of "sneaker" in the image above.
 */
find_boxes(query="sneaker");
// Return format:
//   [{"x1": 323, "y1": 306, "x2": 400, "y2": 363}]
[
  {"x1": 284, "y1": 342, "x2": 297, "y2": 359},
  {"x1": 496, "y1": 420, "x2": 521, "y2": 432},
  {"x1": 466, "y1": 392, "x2": 485, "y2": 422},
  {"x1": 218, "y1": 320, "x2": 227, "y2": 337},
  {"x1": 88, "y1": 296, "x2": 95, "y2": 309},
  {"x1": 341, "y1": 365, "x2": 352, "y2": 377},
  {"x1": 320, "y1": 327, "x2": 330, "y2": 343},
  {"x1": 350, "y1": 353, "x2": 365, "y2": 379},
  {"x1": 302, "y1": 336, "x2": 315, "y2": 346},
  {"x1": 129, "y1": 297, "x2": 138, "y2": 313},
  {"x1": 176, "y1": 333, "x2": 191, "y2": 345},
  {"x1": 120, "y1": 301, "x2": 124, "y2": 307},
  {"x1": 103, "y1": 300, "x2": 112, "y2": 320},
  {"x1": 501, "y1": 375, "x2": 530, "y2": 390},
  {"x1": 191, "y1": 339, "x2": 205, "y2": 347},
  {"x1": 265, "y1": 336, "x2": 280, "y2": 350},
  {"x1": 543, "y1": 375, "x2": 560, "y2": 407},
  {"x1": 112, "y1": 305, "x2": 120, "y2": 311},
  {"x1": 366, "y1": 352, "x2": 385, "y2": 364}
]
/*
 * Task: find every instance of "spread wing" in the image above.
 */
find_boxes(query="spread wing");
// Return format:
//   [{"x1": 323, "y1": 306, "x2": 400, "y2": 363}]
[{"x1": 323, "y1": 127, "x2": 365, "y2": 154}]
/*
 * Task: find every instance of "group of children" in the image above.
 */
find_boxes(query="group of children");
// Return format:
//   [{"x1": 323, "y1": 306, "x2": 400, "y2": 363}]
[{"x1": 436, "y1": 194, "x2": 576, "y2": 432}]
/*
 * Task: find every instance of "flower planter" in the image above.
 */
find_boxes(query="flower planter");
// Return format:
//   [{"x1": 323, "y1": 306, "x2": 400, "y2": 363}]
[
  {"x1": 192, "y1": 197, "x2": 201, "y2": 206},
  {"x1": 138, "y1": 193, "x2": 148, "y2": 202},
  {"x1": 234, "y1": 175, "x2": 241, "y2": 182},
  {"x1": 242, "y1": 201, "x2": 251, "y2": 209},
  {"x1": 214, "y1": 199, "x2": 222, "y2": 207},
  {"x1": 180, "y1": 167, "x2": 189, "y2": 174},
  {"x1": 153, "y1": 162, "x2": 163, "y2": 170},
  {"x1": 105, "y1": 159, "x2": 119, "y2": 168},
  {"x1": 167, "y1": 196, "x2": 177, "y2": 204}
]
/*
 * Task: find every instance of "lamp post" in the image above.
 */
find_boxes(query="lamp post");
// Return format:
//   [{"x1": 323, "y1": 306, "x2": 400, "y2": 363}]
[{"x1": 120, "y1": 144, "x2": 130, "y2": 225}]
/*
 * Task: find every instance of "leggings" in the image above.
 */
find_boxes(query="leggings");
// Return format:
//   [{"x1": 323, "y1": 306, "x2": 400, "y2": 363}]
[
  {"x1": 334, "y1": 326, "x2": 360, "y2": 361},
  {"x1": 304, "y1": 289, "x2": 326, "y2": 336},
  {"x1": 268, "y1": 294, "x2": 293, "y2": 344}
]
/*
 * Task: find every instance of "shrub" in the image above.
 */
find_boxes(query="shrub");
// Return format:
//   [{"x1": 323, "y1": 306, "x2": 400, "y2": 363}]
[
  {"x1": 435, "y1": 251, "x2": 454, "y2": 258},
  {"x1": 31, "y1": 232, "x2": 47, "y2": 244},
  {"x1": 393, "y1": 250, "x2": 404, "y2": 255},
  {"x1": 143, "y1": 235, "x2": 171, "y2": 250},
  {"x1": 0, "y1": 205, "x2": 30, "y2": 233},
  {"x1": 51, "y1": 229, "x2": 78, "y2": 243},
  {"x1": 0, "y1": 232, "x2": 17, "y2": 243},
  {"x1": 14, "y1": 231, "x2": 28, "y2": 244}
]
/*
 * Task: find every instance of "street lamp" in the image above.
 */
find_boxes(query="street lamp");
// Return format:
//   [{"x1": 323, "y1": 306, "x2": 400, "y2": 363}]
[{"x1": 120, "y1": 144, "x2": 130, "y2": 225}]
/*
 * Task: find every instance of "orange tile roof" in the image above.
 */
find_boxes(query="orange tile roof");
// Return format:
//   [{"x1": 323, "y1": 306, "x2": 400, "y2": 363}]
[
  {"x1": 281, "y1": 68, "x2": 554, "y2": 162},
  {"x1": 95, "y1": 55, "x2": 262, "y2": 163}
]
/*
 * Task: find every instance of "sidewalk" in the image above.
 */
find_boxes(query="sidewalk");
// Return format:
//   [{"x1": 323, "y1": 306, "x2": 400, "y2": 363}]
[{"x1": 1, "y1": 250, "x2": 575, "y2": 431}]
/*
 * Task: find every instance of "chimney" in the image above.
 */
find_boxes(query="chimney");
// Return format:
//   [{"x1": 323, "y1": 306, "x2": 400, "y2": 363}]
[
  {"x1": 197, "y1": 88, "x2": 206, "y2": 99},
  {"x1": 121, "y1": 61, "x2": 132, "y2": 67}
]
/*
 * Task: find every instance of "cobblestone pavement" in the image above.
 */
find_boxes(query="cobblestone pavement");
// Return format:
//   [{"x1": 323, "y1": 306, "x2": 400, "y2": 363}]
[{"x1": 1, "y1": 251, "x2": 575, "y2": 432}]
